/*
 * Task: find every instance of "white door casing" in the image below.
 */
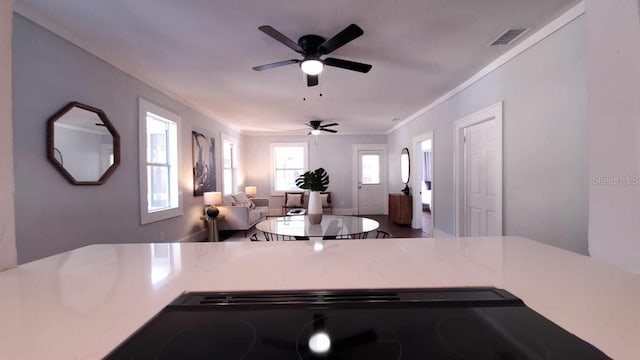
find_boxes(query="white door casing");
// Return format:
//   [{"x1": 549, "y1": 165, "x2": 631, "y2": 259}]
[
  {"x1": 454, "y1": 102, "x2": 503, "y2": 236},
  {"x1": 352, "y1": 144, "x2": 388, "y2": 215},
  {"x1": 412, "y1": 131, "x2": 434, "y2": 231}
]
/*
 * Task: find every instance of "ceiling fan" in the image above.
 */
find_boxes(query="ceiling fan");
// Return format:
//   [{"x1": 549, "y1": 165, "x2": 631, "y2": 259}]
[
  {"x1": 306, "y1": 120, "x2": 338, "y2": 135},
  {"x1": 253, "y1": 24, "x2": 372, "y2": 87}
]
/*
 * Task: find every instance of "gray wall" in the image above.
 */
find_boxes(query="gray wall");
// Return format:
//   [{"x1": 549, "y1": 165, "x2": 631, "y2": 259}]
[
  {"x1": 586, "y1": 0, "x2": 640, "y2": 273},
  {"x1": 243, "y1": 134, "x2": 387, "y2": 212},
  {"x1": 0, "y1": 0, "x2": 17, "y2": 270},
  {"x1": 388, "y1": 16, "x2": 588, "y2": 254},
  {"x1": 12, "y1": 14, "x2": 241, "y2": 263}
]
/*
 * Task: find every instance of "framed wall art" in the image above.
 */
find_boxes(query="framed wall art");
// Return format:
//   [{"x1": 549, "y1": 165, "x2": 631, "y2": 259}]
[{"x1": 192, "y1": 131, "x2": 216, "y2": 196}]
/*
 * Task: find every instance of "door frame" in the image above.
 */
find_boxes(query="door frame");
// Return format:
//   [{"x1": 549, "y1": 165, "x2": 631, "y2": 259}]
[
  {"x1": 411, "y1": 131, "x2": 434, "y2": 232},
  {"x1": 453, "y1": 102, "x2": 503, "y2": 236},
  {"x1": 351, "y1": 144, "x2": 388, "y2": 215}
]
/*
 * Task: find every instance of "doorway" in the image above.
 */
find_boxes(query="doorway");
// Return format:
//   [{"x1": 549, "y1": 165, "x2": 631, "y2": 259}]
[
  {"x1": 454, "y1": 102, "x2": 503, "y2": 236},
  {"x1": 352, "y1": 144, "x2": 388, "y2": 215},
  {"x1": 412, "y1": 132, "x2": 434, "y2": 236}
]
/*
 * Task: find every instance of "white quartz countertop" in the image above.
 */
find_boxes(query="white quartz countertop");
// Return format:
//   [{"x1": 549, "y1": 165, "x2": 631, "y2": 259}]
[{"x1": 1, "y1": 236, "x2": 639, "y2": 359}]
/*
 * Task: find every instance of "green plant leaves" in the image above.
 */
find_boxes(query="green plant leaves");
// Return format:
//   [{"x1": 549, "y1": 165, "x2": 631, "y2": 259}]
[{"x1": 295, "y1": 167, "x2": 329, "y2": 191}]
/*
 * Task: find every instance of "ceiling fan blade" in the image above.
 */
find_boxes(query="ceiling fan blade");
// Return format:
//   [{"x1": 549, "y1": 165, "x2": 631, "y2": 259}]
[
  {"x1": 320, "y1": 122, "x2": 339, "y2": 128},
  {"x1": 321, "y1": 128, "x2": 338, "y2": 133},
  {"x1": 258, "y1": 25, "x2": 303, "y2": 53},
  {"x1": 307, "y1": 74, "x2": 319, "y2": 87},
  {"x1": 318, "y1": 24, "x2": 364, "y2": 55},
  {"x1": 324, "y1": 57, "x2": 372, "y2": 73},
  {"x1": 252, "y1": 59, "x2": 299, "y2": 71}
]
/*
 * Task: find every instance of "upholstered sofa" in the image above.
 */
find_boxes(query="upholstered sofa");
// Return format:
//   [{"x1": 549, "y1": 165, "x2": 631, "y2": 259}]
[{"x1": 217, "y1": 193, "x2": 270, "y2": 235}]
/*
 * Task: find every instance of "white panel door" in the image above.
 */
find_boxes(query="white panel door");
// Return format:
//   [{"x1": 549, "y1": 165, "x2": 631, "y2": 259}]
[
  {"x1": 357, "y1": 150, "x2": 385, "y2": 214},
  {"x1": 464, "y1": 119, "x2": 500, "y2": 236}
]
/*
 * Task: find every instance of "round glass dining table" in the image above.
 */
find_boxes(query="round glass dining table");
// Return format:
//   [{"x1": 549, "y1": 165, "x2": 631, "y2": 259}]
[{"x1": 255, "y1": 215, "x2": 380, "y2": 239}]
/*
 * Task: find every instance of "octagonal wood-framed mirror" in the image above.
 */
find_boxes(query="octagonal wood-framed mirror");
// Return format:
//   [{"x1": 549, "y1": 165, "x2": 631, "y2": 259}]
[{"x1": 47, "y1": 102, "x2": 121, "y2": 185}]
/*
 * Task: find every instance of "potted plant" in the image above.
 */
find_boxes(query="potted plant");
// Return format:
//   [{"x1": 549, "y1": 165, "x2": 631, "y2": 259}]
[{"x1": 295, "y1": 168, "x2": 329, "y2": 224}]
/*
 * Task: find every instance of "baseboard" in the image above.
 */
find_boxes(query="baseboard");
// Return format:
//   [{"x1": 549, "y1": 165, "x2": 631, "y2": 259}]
[
  {"x1": 433, "y1": 229, "x2": 454, "y2": 238},
  {"x1": 177, "y1": 229, "x2": 206, "y2": 242}
]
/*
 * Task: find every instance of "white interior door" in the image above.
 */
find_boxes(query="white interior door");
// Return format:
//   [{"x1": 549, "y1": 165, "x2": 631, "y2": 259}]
[
  {"x1": 454, "y1": 102, "x2": 503, "y2": 237},
  {"x1": 357, "y1": 150, "x2": 385, "y2": 214},
  {"x1": 464, "y1": 119, "x2": 500, "y2": 236}
]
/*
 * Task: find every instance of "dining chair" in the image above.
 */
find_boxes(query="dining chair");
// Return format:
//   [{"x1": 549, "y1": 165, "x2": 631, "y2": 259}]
[
  {"x1": 250, "y1": 232, "x2": 270, "y2": 241},
  {"x1": 351, "y1": 232, "x2": 369, "y2": 239},
  {"x1": 264, "y1": 232, "x2": 296, "y2": 241},
  {"x1": 375, "y1": 230, "x2": 391, "y2": 238},
  {"x1": 335, "y1": 232, "x2": 369, "y2": 239}
]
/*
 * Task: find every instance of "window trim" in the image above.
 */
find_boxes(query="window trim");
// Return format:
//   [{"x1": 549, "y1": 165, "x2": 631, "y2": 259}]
[
  {"x1": 221, "y1": 133, "x2": 239, "y2": 196},
  {"x1": 139, "y1": 98, "x2": 183, "y2": 225},
  {"x1": 269, "y1": 142, "x2": 308, "y2": 196}
]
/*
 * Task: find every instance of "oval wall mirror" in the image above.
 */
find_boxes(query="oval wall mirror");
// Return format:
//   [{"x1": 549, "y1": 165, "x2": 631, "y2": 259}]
[
  {"x1": 400, "y1": 147, "x2": 410, "y2": 184},
  {"x1": 47, "y1": 102, "x2": 120, "y2": 185}
]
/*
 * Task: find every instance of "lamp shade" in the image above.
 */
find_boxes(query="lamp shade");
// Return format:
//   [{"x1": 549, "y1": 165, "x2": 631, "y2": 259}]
[
  {"x1": 245, "y1": 186, "x2": 257, "y2": 198},
  {"x1": 203, "y1": 191, "x2": 222, "y2": 206}
]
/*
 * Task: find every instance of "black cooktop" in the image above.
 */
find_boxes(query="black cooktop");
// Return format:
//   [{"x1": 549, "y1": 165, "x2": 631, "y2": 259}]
[{"x1": 105, "y1": 288, "x2": 610, "y2": 359}]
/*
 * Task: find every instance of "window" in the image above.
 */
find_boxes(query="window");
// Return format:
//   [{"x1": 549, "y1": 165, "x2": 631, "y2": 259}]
[
  {"x1": 221, "y1": 133, "x2": 238, "y2": 196},
  {"x1": 139, "y1": 99, "x2": 182, "y2": 224},
  {"x1": 270, "y1": 143, "x2": 308, "y2": 194},
  {"x1": 361, "y1": 154, "x2": 381, "y2": 184}
]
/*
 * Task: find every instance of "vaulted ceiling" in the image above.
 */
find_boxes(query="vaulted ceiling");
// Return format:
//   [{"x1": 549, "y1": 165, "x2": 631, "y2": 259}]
[{"x1": 15, "y1": 0, "x2": 580, "y2": 134}]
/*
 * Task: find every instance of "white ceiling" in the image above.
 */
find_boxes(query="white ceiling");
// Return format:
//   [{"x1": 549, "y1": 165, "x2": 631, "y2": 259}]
[{"x1": 15, "y1": 0, "x2": 580, "y2": 135}]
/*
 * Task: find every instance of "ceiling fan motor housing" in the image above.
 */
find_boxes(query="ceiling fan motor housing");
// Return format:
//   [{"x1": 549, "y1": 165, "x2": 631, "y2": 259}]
[{"x1": 298, "y1": 35, "x2": 326, "y2": 55}]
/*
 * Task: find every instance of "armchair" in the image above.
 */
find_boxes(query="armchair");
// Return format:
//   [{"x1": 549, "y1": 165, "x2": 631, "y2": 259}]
[
  {"x1": 282, "y1": 191, "x2": 305, "y2": 215},
  {"x1": 320, "y1": 191, "x2": 333, "y2": 214}
]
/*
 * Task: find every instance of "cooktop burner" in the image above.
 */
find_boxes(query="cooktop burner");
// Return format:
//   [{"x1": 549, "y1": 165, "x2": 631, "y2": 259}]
[
  {"x1": 105, "y1": 288, "x2": 610, "y2": 359},
  {"x1": 156, "y1": 320, "x2": 256, "y2": 359}
]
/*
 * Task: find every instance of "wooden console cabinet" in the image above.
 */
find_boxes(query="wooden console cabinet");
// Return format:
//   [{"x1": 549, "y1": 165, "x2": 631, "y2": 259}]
[{"x1": 389, "y1": 194, "x2": 413, "y2": 225}]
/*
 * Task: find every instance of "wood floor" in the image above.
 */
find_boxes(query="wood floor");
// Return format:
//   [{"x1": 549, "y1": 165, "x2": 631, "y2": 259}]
[{"x1": 365, "y1": 213, "x2": 432, "y2": 238}]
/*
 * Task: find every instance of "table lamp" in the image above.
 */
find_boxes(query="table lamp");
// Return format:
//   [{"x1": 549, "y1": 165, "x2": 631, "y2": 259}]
[
  {"x1": 203, "y1": 191, "x2": 222, "y2": 242},
  {"x1": 245, "y1": 186, "x2": 257, "y2": 198},
  {"x1": 203, "y1": 191, "x2": 222, "y2": 206}
]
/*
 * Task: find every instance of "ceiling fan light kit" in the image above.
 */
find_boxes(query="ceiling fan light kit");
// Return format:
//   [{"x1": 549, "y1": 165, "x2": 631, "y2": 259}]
[
  {"x1": 300, "y1": 59, "x2": 324, "y2": 75},
  {"x1": 253, "y1": 24, "x2": 372, "y2": 87}
]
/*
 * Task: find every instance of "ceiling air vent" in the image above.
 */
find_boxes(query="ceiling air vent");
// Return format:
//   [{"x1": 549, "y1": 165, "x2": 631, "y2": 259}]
[{"x1": 489, "y1": 28, "x2": 529, "y2": 46}]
